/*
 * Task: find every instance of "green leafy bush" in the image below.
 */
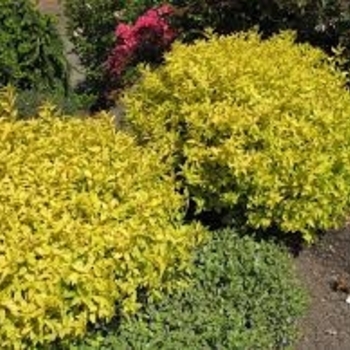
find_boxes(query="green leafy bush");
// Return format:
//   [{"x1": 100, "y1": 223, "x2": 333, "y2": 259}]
[
  {"x1": 123, "y1": 31, "x2": 350, "y2": 242},
  {"x1": 72, "y1": 229, "x2": 307, "y2": 349},
  {"x1": 0, "y1": 0, "x2": 68, "y2": 91},
  {"x1": 0, "y1": 102, "x2": 206, "y2": 348}
]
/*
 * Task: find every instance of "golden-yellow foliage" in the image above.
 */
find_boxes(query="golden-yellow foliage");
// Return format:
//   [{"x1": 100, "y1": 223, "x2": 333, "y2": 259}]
[
  {"x1": 123, "y1": 31, "x2": 350, "y2": 242},
  {"x1": 0, "y1": 107, "x2": 206, "y2": 348}
]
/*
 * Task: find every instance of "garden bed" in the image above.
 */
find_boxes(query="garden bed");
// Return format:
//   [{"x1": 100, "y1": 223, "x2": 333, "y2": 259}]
[
  {"x1": 295, "y1": 226, "x2": 350, "y2": 349},
  {"x1": 3, "y1": 1, "x2": 350, "y2": 348}
]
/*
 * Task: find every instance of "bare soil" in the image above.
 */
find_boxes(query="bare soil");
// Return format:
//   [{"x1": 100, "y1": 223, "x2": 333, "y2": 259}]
[{"x1": 294, "y1": 226, "x2": 350, "y2": 350}]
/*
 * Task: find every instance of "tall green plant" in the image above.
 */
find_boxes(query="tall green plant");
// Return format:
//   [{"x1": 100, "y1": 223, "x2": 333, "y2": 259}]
[{"x1": 0, "y1": 0, "x2": 69, "y2": 92}]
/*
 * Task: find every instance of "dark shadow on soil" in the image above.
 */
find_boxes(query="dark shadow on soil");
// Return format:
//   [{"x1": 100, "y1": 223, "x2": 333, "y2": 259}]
[{"x1": 294, "y1": 225, "x2": 350, "y2": 350}]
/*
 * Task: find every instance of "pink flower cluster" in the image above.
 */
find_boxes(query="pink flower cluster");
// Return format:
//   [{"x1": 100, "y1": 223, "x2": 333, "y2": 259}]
[{"x1": 107, "y1": 5, "x2": 177, "y2": 77}]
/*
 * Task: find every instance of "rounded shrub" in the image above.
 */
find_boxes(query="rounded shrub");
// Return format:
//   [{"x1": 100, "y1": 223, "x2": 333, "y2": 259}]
[
  {"x1": 123, "y1": 30, "x2": 350, "y2": 242},
  {"x1": 74, "y1": 229, "x2": 307, "y2": 349},
  {"x1": 0, "y1": 0, "x2": 68, "y2": 91},
  {"x1": 0, "y1": 104, "x2": 206, "y2": 348}
]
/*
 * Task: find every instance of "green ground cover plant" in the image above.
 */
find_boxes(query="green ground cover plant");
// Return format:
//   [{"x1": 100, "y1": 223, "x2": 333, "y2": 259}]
[{"x1": 68, "y1": 229, "x2": 307, "y2": 349}]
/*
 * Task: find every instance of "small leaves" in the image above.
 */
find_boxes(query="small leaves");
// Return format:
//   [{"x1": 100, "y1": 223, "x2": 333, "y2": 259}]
[
  {"x1": 89, "y1": 229, "x2": 307, "y2": 350},
  {"x1": 0, "y1": 110, "x2": 207, "y2": 348},
  {"x1": 124, "y1": 30, "x2": 350, "y2": 242},
  {"x1": 0, "y1": 0, "x2": 68, "y2": 91}
]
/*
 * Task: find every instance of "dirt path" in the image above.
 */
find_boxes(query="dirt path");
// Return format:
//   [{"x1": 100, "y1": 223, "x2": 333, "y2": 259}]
[{"x1": 294, "y1": 226, "x2": 350, "y2": 350}]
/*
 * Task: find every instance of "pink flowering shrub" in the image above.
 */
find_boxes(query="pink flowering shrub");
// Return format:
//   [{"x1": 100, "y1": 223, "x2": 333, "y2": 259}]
[{"x1": 107, "y1": 5, "x2": 177, "y2": 78}]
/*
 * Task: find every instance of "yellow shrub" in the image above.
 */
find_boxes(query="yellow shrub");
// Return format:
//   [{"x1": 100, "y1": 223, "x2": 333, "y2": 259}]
[
  {"x1": 123, "y1": 31, "x2": 350, "y2": 242},
  {"x1": 0, "y1": 107, "x2": 205, "y2": 348}
]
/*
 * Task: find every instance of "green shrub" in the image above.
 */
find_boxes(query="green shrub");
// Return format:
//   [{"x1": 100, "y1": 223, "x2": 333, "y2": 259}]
[
  {"x1": 63, "y1": 0, "x2": 118, "y2": 100},
  {"x1": 0, "y1": 104, "x2": 206, "y2": 348},
  {"x1": 72, "y1": 229, "x2": 307, "y2": 349},
  {"x1": 123, "y1": 31, "x2": 350, "y2": 242},
  {"x1": 0, "y1": 0, "x2": 68, "y2": 91}
]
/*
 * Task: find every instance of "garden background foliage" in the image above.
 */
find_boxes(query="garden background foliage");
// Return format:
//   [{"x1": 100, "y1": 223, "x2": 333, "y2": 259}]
[{"x1": 63, "y1": 0, "x2": 350, "y2": 109}]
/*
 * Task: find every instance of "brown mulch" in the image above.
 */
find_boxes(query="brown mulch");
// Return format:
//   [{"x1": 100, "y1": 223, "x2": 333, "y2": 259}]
[{"x1": 294, "y1": 225, "x2": 350, "y2": 350}]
